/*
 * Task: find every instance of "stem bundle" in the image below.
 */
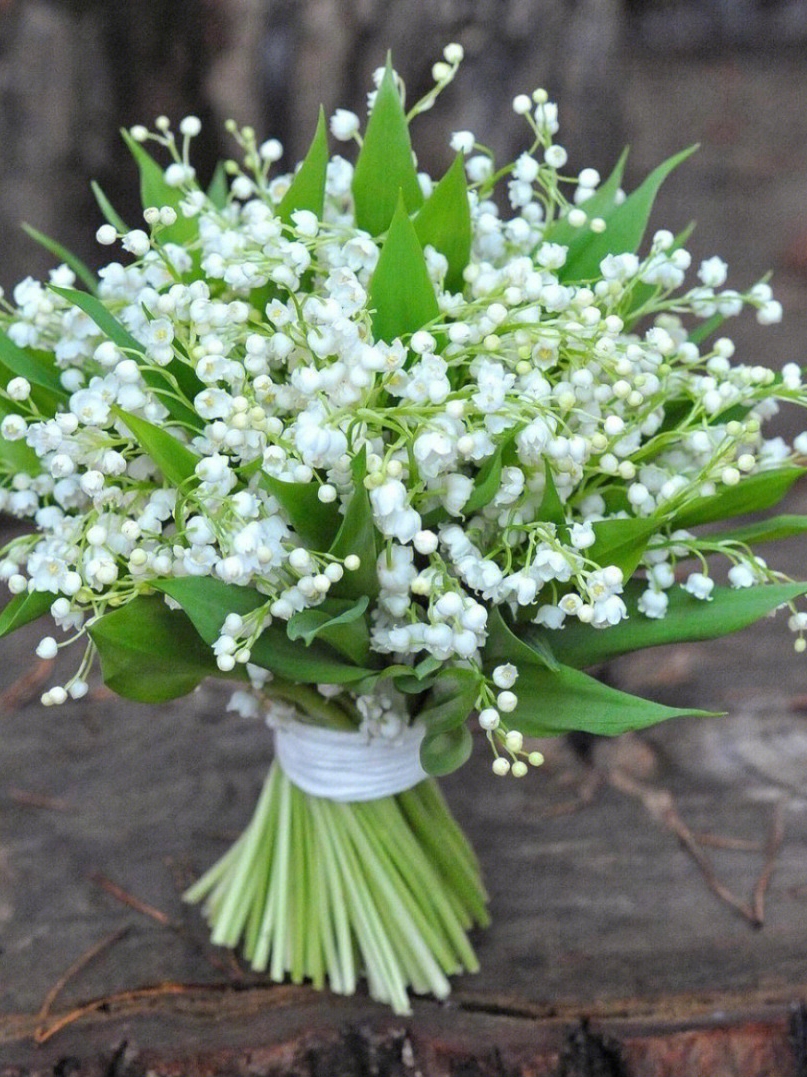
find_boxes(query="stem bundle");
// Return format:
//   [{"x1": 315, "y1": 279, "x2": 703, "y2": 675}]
[{"x1": 184, "y1": 761, "x2": 489, "y2": 1013}]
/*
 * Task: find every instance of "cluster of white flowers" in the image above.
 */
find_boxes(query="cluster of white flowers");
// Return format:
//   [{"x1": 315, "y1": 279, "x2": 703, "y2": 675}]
[{"x1": 1, "y1": 47, "x2": 805, "y2": 773}]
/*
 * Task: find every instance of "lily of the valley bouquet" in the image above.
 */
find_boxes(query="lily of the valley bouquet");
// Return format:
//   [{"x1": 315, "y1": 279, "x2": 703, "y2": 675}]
[{"x1": 2, "y1": 48, "x2": 807, "y2": 1013}]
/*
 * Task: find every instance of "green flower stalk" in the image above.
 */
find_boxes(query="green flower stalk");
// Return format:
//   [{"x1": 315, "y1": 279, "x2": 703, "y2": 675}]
[{"x1": 185, "y1": 763, "x2": 488, "y2": 1014}]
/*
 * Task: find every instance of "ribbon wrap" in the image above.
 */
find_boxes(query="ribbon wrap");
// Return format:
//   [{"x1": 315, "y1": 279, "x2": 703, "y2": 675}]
[{"x1": 273, "y1": 719, "x2": 428, "y2": 802}]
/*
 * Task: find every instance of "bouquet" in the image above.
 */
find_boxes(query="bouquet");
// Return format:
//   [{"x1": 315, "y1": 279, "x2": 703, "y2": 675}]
[{"x1": 1, "y1": 47, "x2": 806, "y2": 1014}]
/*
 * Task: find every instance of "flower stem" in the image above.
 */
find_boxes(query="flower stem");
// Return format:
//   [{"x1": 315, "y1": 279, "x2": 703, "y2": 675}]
[{"x1": 185, "y1": 760, "x2": 488, "y2": 1014}]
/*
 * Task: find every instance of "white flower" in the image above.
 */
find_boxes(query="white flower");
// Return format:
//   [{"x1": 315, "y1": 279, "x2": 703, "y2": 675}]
[
  {"x1": 637, "y1": 589, "x2": 669, "y2": 619},
  {"x1": 330, "y1": 109, "x2": 360, "y2": 141},
  {"x1": 683, "y1": 572, "x2": 714, "y2": 600},
  {"x1": 698, "y1": 256, "x2": 728, "y2": 288},
  {"x1": 728, "y1": 563, "x2": 757, "y2": 589},
  {"x1": 450, "y1": 130, "x2": 475, "y2": 154},
  {"x1": 121, "y1": 230, "x2": 151, "y2": 258}
]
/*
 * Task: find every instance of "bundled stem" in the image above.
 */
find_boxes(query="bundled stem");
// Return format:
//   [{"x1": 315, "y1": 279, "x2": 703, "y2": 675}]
[{"x1": 184, "y1": 761, "x2": 489, "y2": 1014}]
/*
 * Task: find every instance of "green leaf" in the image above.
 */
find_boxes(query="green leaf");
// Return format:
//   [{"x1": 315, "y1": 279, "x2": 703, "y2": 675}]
[
  {"x1": 463, "y1": 445, "x2": 505, "y2": 517},
  {"x1": 152, "y1": 576, "x2": 374, "y2": 684},
  {"x1": 420, "y1": 725, "x2": 473, "y2": 779},
  {"x1": 538, "y1": 465, "x2": 566, "y2": 529},
  {"x1": 689, "y1": 311, "x2": 726, "y2": 346},
  {"x1": 418, "y1": 666, "x2": 480, "y2": 776},
  {"x1": 548, "y1": 146, "x2": 629, "y2": 251},
  {"x1": 50, "y1": 286, "x2": 202, "y2": 430},
  {"x1": 484, "y1": 605, "x2": 560, "y2": 673},
  {"x1": 287, "y1": 596, "x2": 371, "y2": 665},
  {"x1": 352, "y1": 60, "x2": 423, "y2": 235},
  {"x1": 207, "y1": 161, "x2": 229, "y2": 209},
  {"x1": 91, "y1": 180, "x2": 129, "y2": 233},
  {"x1": 52, "y1": 285, "x2": 141, "y2": 352},
  {"x1": 622, "y1": 221, "x2": 696, "y2": 323},
  {"x1": 413, "y1": 153, "x2": 471, "y2": 293},
  {"x1": 260, "y1": 475, "x2": 341, "y2": 550},
  {"x1": 120, "y1": 130, "x2": 197, "y2": 245},
  {"x1": 0, "y1": 399, "x2": 41, "y2": 474},
  {"x1": 671, "y1": 466, "x2": 806, "y2": 529},
  {"x1": 369, "y1": 193, "x2": 439, "y2": 344},
  {"x1": 22, "y1": 223, "x2": 98, "y2": 294},
  {"x1": 561, "y1": 145, "x2": 698, "y2": 282},
  {"x1": 715, "y1": 514, "x2": 807, "y2": 547},
  {"x1": 588, "y1": 516, "x2": 660, "y2": 578},
  {"x1": 327, "y1": 448, "x2": 379, "y2": 600},
  {"x1": 529, "y1": 579, "x2": 807, "y2": 670},
  {"x1": 506, "y1": 659, "x2": 715, "y2": 738},
  {"x1": 276, "y1": 108, "x2": 329, "y2": 224},
  {"x1": 88, "y1": 594, "x2": 221, "y2": 702},
  {"x1": 0, "y1": 590, "x2": 53, "y2": 640},
  {"x1": 113, "y1": 406, "x2": 198, "y2": 486},
  {"x1": 0, "y1": 331, "x2": 66, "y2": 397}
]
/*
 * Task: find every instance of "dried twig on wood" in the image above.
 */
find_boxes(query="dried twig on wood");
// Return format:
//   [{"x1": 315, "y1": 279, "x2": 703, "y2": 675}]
[
  {"x1": 753, "y1": 800, "x2": 786, "y2": 925},
  {"x1": 0, "y1": 659, "x2": 53, "y2": 713},
  {"x1": 34, "y1": 927, "x2": 130, "y2": 1042},
  {"x1": 6, "y1": 787, "x2": 71, "y2": 812},
  {"x1": 88, "y1": 871, "x2": 171, "y2": 925},
  {"x1": 607, "y1": 768, "x2": 761, "y2": 926}
]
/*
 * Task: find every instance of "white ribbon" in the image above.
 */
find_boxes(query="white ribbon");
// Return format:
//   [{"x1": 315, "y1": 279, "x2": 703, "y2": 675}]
[{"x1": 273, "y1": 719, "x2": 428, "y2": 802}]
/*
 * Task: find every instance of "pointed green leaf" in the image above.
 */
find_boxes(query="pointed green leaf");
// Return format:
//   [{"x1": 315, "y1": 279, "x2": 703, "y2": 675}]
[
  {"x1": 287, "y1": 596, "x2": 371, "y2": 665},
  {"x1": 207, "y1": 161, "x2": 229, "y2": 209},
  {"x1": 463, "y1": 446, "x2": 505, "y2": 517},
  {"x1": 0, "y1": 331, "x2": 66, "y2": 397},
  {"x1": 413, "y1": 153, "x2": 471, "y2": 293},
  {"x1": 113, "y1": 406, "x2": 198, "y2": 486},
  {"x1": 50, "y1": 286, "x2": 202, "y2": 430},
  {"x1": 538, "y1": 465, "x2": 566, "y2": 528},
  {"x1": 88, "y1": 595, "x2": 221, "y2": 702},
  {"x1": 91, "y1": 180, "x2": 129, "y2": 233},
  {"x1": 153, "y1": 576, "x2": 374, "y2": 684},
  {"x1": 588, "y1": 516, "x2": 660, "y2": 578},
  {"x1": 671, "y1": 466, "x2": 806, "y2": 529},
  {"x1": 484, "y1": 605, "x2": 560, "y2": 673},
  {"x1": 260, "y1": 475, "x2": 341, "y2": 550},
  {"x1": 52, "y1": 285, "x2": 141, "y2": 353},
  {"x1": 689, "y1": 310, "x2": 726, "y2": 346},
  {"x1": 418, "y1": 666, "x2": 480, "y2": 776},
  {"x1": 0, "y1": 399, "x2": 41, "y2": 474},
  {"x1": 715, "y1": 514, "x2": 807, "y2": 547},
  {"x1": 352, "y1": 61, "x2": 423, "y2": 235},
  {"x1": 369, "y1": 194, "x2": 439, "y2": 343},
  {"x1": 561, "y1": 145, "x2": 698, "y2": 282},
  {"x1": 327, "y1": 447, "x2": 379, "y2": 600},
  {"x1": 0, "y1": 589, "x2": 53, "y2": 640},
  {"x1": 120, "y1": 130, "x2": 197, "y2": 245},
  {"x1": 420, "y1": 725, "x2": 473, "y2": 778},
  {"x1": 622, "y1": 221, "x2": 696, "y2": 323},
  {"x1": 548, "y1": 146, "x2": 629, "y2": 251},
  {"x1": 276, "y1": 108, "x2": 329, "y2": 224},
  {"x1": 504, "y1": 659, "x2": 715, "y2": 738},
  {"x1": 22, "y1": 224, "x2": 98, "y2": 294},
  {"x1": 528, "y1": 579, "x2": 807, "y2": 670}
]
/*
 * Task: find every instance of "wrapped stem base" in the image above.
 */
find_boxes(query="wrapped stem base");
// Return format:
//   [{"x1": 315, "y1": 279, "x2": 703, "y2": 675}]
[{"x1": 184, "y1": 760, "x2": 490, "y2": 1014}]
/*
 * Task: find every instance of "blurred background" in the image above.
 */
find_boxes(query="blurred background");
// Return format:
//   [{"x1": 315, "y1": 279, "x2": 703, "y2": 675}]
[{"x1": 1, "y1": 0, "x2": 807, "y2": 403}]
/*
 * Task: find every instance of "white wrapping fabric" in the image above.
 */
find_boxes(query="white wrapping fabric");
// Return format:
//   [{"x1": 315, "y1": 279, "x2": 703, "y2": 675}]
[{"x1": 273, "y1": 719, "x2": 428, "y2": 802}]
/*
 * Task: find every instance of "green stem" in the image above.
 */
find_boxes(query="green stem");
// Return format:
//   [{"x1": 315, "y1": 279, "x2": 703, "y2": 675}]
[{"x1": 184, "y1": 760, "x2": 489, "y2": 1014}]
